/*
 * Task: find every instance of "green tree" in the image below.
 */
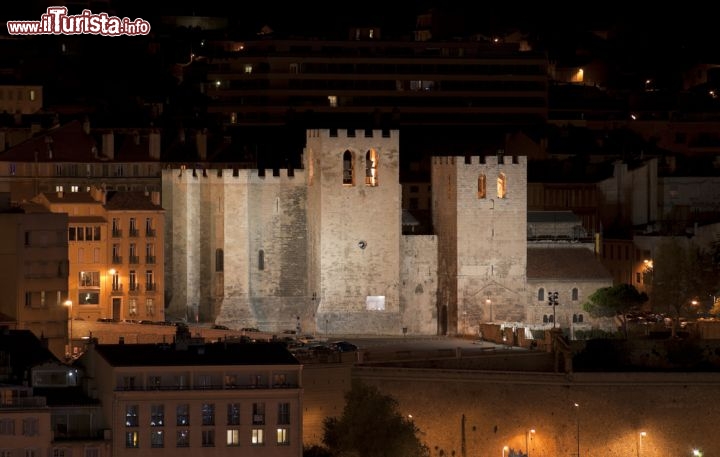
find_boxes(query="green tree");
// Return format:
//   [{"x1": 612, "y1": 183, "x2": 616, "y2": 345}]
[
  {"x1": 651, "y1": 237, "x2": 705, "y2": 334},
  {"x1": 322, "y1": 380, "x2": 429, "y2": 457},
  {"x1": 582, "y1": 284, "x2": 648, "y2": 337}
]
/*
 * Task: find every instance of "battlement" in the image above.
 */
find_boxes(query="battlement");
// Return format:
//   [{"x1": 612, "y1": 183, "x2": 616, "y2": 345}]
[
  {"x1": 307, "y1": 128, "x2": 398, "y2": 140},
  {"x1": 432, "y1": 155, "x2": 527, "y2": 166},
  {"x1": 163, "y1": 166, "x2": 306, "y2": 183}
]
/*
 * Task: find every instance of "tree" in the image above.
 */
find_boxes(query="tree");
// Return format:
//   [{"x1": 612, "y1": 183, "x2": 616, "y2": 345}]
[
  {"x1": 651, "y1": 237, "x2": 705, "y2": 334},
  {"x1": 322, "y1": 380, "x2": 429, "y2": 457},
  {"x1": 582, "y1": 284, "x2": 648, "y2": 337}
]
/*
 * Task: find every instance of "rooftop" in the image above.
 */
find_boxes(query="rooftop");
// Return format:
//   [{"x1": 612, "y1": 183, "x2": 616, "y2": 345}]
[{"x1": 93, "y1": 341, "x2": 300, "y2": 367}]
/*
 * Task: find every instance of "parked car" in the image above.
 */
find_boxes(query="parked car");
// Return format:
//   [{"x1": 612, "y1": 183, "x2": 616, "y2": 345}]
[
  {"x1": 241, "y1": 327, "x2": 260, "y2": 332},
  {"x1": 330, "y1": 341, "x2": 359, "y2": 352},
  {"x1": 212, "y1": 324, "x2": 230, "y2": 330}
]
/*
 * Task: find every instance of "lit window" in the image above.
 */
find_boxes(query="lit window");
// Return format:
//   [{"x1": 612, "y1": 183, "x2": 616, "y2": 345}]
[
  {"x1": 176, "y1": 430, "x2": 189, "y2": 447},
  {"x1": 227, "y1": 429, "x2": 240, "y2": 446},
  {"x1": 365, "y1": 149, "x2": 378, "y2": 186},
  {"x1": 244, "y1": 64, "x2": 252, "y2": 74},
  {"x1": 251, "y1": 429, "x2": 264, "y2": 445},
  {"x1": 497, "y1": 173, "x2": 507, "y2": 198},
  {"x1": 477, "y1": 174, "x2": 486, "y2": 198},
  {"x1": 328, "y1": 95, "x2": 337, "y2": 107},
  {"x1": 125, "y1": 431, "x2": 139, "y2": 448},
  {"x1": 277, "y1": 428, "x2": 289, "y2": 445},
  {"x1": 29, "y1": 90, "x2": 36, "y2": 101}
]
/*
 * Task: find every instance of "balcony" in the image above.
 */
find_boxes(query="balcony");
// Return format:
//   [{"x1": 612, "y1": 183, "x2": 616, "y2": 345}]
[
  {"x1": 129, "y1": 255, "x2": 140, "y2": 264},
  {"x1": 111, "y1": 284, "x2": 123, "y2": 295},
  {"x1": 128, "y1": 284, "x2": 140, "y2": 295},
  {"x1": 112, "y1": 256, "x2": 123, "y2": 264},
  {"x1": 146, "y1": 256, "x2": 156, "y2": 265},
  {"x1": 129, "y1": 229, "x2": 139, "y2": 238},
  {"x1": 112, "y1": 229, "x2": 122, "y2": 238},
  {"x1": 146, "y1": 228, "x2": 156, "y2": 237},
  {"x1": 145, "y1": 283, "x2": 157, "y2": 292}
]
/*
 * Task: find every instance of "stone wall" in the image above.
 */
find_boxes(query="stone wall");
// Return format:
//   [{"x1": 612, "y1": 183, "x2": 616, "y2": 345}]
[
  {"x1": 355, "y1": 367, "x2": 720, "y2": 457},
  {"x1": 400, "y1": 235, "x2": 439, "y2": 335}
]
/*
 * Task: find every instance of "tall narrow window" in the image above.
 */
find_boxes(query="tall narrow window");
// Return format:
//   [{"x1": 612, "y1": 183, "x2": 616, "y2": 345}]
[
  {"x1": 537, "y1": 288, "x2": 545, "y2": 301},
  {"x1": 342, "y1": 150, "x2": 354, "y2": 185},
  {"x1": 572, "y1": 288, "x2": 579, "y2": 301},
  {"x1": 497, "y1": 172, "x2": 507, "y2": 198},
  {"x1": 258, "y1": 250, "x2": 264, "y2": 270},
  {"x1": 365, "y1": 149, "x2": 378, "y2": 186},
  {"x1": 215, "y1": 249, "x2": 224, "y2": 272},
  {"x1": 477, "y1": 174, "x2": 486, "y2": 198}
]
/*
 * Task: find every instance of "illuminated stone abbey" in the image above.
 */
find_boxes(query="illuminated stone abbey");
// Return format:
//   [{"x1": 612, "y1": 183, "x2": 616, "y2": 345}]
[{"x1": 162, "y1": 129, "x2": 575, "y2": 336}]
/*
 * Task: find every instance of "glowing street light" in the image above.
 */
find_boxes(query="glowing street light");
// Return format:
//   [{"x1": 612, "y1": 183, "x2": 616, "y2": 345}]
[
  {"x1": 573, "y1": 402, "x2": 580, "y2": 457},
  {"x1": 693, "y1": 449, "x2": 702, "y2": 457},
  {"x1": 637, "y1": 431, "x2": 646, "y2": 457},
  {"x1": 526, "y1": 429, "x2": 535, "y2": 457},
  {"x1": 502, "y1": 445, "x2": 509, "y2": 457}
]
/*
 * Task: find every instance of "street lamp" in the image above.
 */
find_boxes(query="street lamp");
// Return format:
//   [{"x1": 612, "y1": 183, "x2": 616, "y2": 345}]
[
  {"x1": 526, "y1": 429, "x2": 535, "y2": 457},
  {"x1": 693, "y1": 449, "x2": 702, "y2": 457},
  {"x1": 548, "y1": 291, "x2": 559, "y2": 328},
  {"x1": 502, "y1": 445, "x2": 509, "y2": 457},
  {"x1": 573, "y1": 402, "x2": 580, "y2": 457},
  {"x1": 64, "y1": 300, "x2": 73, "y2": 356},
  {"x1": 637, "y1": 431, "x2": 646, "y2": 457}
]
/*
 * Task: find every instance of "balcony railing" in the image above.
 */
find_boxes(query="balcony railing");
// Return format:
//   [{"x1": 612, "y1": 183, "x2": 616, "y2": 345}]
[
  {"x1": 145, "y1": 283, "x2": 156, "y2": 292},
  {"x1": 146, "y1": 256, "x2": 156, "y2": 264},
  {"x1": 112, "y1": 229, "x2": 122, "y2": 238},
  {"x1": 129, "y1": 284, "x2": 140, "y2": 295},
  {"x1": 111, "y1": 284, "x2": 123, "y2": 295},
  {"x1": 112, "y1": 256, "x2": 122, "y2": 264},
  {"x1": 115, "y1": 383, "x2": 298, "y2": 392},
  {"x1": 146, "y1": 228, "x2": 156, "y2": 237},
  {"x1": 129, "y1": 229, "x2": 139, "y2": 237},
  {"x1": 129, "y1": 255, "x2": 140, "y2": 264}
]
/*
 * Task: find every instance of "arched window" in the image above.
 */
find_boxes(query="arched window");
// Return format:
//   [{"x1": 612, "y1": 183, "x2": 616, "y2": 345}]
[
  {"x1": 215, "y1": 249, "x2": 224, "y2": 272},
  {"x1": 342, "y1": 150, "x2": 354, "y2": 185},
  {"x1": 365, "y1": 149, "x2": 378, "y2": 186},
  {"x1": 497, "y1": 172, "x2": 507, "y2": 198},
  {"x1": 548, "y1": 314, "x2": 554, "y2": 323},
  {"x1": 258, "y1": 250, "x2": 264, "y2": 270},
  {"x1": 572, "y1": 288, "x2": 579, "y2": 301},
  {"x1": 477, "y1": 174, "x2": 486, "y2": 198},
  {"x1": 542, "y1": 315, "x2": 548, "y2": 323},
  {"x1": 578, "y1": 314, "x2": 584, "y2": 323},
  {"x1": 573, "y1": 314, "x2": 578, "y2": 323},
  {"x1": 537, "y1": 288, "x2": 545, "y2": 301}
]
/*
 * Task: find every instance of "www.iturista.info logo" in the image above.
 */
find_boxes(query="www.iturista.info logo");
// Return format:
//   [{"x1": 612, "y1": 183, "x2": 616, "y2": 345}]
[{"x1": 7, "y1": 7, "x2": 151, "y2": 36}]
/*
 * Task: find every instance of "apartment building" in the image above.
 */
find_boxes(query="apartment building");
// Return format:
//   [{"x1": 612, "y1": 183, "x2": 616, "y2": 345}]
[
  {"x1": 32, "y1": 188, "x2": 165, "y2": 333},
  {"x1": 77, "y1": 336, "x2": 303, "y2": 457},
  {"x1": 0, "y1": 194, "x2": 69, "y2": 358}
]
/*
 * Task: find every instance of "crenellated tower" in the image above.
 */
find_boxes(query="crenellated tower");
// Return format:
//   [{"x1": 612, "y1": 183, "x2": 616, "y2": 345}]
[
  {"x1": 305, "y1": 129, "x2": 403, "y2": 335},
  {"x1": 432, "y1": 154, "x2": 527, "y2": 335}
]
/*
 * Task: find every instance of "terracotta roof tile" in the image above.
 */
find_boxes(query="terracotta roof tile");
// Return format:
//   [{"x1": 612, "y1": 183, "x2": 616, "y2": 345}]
[{"x1": 104, "y1": 191, "x2": 163, "y2": 211}]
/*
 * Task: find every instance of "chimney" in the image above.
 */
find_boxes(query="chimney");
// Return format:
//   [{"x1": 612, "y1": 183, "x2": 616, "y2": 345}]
[
  {"x1": 150, "y1": 191, "x2": 161, "y2": 206},
  {"x1": 196, "y1": 129, "x2": 207, "y2": 161},
  {"x1": 102, "y1": 131, "x2": 114, "y2": 160},
  {"x1": 149, "y1": 130, "x2": 161, "y2": 160}
]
